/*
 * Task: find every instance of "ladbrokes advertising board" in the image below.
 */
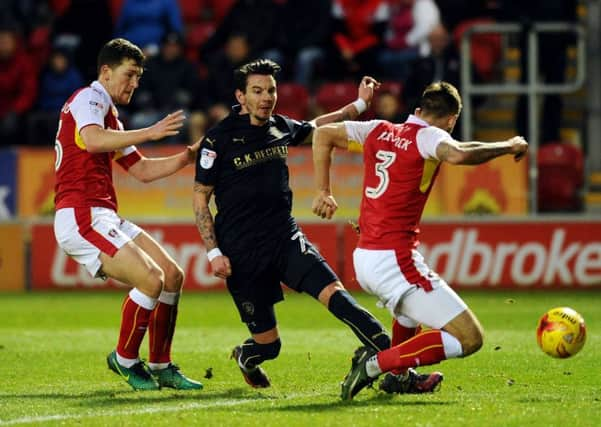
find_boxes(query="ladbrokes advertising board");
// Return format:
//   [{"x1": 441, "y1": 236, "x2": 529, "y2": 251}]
[
  {"x1": 31, "y1": 220, "x2": 601, "y2": 290},
  {"x1": 30, "y1": 222, "x2": 339, "y2": 290},
  {"x1": 343, "y1": 220, "x2": 601, "y2": 289}
]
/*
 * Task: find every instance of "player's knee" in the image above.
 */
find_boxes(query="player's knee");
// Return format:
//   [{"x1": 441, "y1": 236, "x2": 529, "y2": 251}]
[
  {"x1": 163, "y1": 262, "x2": 184, "y2": 291},
  {"x1": 461, "y1": 324, "x2": 484, "y2": 356},
  {"x1": 258, "y1": 338, "x2": 281, "y2": 361},
  {"x1": 143, "y1": 265, "x2": 165, "y2": 297}
]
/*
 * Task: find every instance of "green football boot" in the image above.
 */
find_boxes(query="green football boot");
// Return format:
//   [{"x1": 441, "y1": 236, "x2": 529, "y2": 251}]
[
  {"x1": 152, "y1": 364, "x2": 203, "y2": 390},
  {"x1": 106, "y1": 350, "x2": 160, "y2": 391}
]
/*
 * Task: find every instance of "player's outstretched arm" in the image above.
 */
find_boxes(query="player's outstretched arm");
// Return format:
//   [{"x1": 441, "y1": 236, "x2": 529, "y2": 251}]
[
  {"x1": 193, "y1": 182, "x2": 231, "y2": 279},
  {"x1": 436, "y1": 136, "x2": 528, "y2": 165},
  {"x1": 81, "y1": 110, "x2": 186, "y2": 153},
  {"x1": 310, "y1": 76, "x2": 380, "y2": 128},
  {"x1": 127, "y1": 138, "x2": 201, "y2": 183},
  {"x1": 311, "y1": 123, "x2": 349, "y2": 219}
]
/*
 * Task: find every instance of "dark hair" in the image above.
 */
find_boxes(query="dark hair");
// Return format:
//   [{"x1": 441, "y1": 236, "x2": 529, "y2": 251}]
[
  {"x1": 233, "y1": 59, "x2": 281, "y2": 92},
  {"x1": 97, "y1": 38, "x2": 145, "y2": 74},
  {"x1": 419, "y1": 81, "x2": 462, "y2": 118}
]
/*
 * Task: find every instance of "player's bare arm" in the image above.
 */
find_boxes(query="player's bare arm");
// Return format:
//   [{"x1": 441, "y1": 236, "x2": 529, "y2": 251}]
[
  {"x1": 81, "y1": 110, "x2": 186, "y2": 153},
  {"x1": 127, "y1": 139, "x2": 201, "y2": 183},
  {"x1": 193, "y1": 182, "x2": 232, "y2": 279},
  {"x1": 437, "y1": 136, "x2": 528, "y2": 165},
  {"x1": 311, "y1": 123, "x2": 349, "y2": 219},
  {"x1": 306, "y1": 76, "x2": 379, "y2": 134}
]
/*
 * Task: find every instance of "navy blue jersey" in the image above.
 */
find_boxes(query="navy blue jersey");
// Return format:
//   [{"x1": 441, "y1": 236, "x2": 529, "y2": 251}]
[{"x1": 195, "y1": 105, "x2": 313, "y2": 254}]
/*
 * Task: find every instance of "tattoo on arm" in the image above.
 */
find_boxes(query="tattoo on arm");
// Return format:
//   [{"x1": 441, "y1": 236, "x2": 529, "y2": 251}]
[{"x1": 193, "y1": 183, "x2": 218, "y2": 249}]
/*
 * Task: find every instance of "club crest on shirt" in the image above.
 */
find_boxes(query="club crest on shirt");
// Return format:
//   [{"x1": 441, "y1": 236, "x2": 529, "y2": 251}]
[{"x1": 200, "y1": 148, "x2": 217, "y2": 169}]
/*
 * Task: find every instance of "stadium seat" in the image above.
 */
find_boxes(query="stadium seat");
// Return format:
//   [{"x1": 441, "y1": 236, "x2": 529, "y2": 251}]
[
  {"x1": 276, "y1": 83, "x2": 309, "y2": 120},
  {"x1": 185, "y1": 21, "x2": 215, "y2": 63},
  {"x1": 179, "y1": 0, "x2": 207, "y2": 26},
  {"x1": 314, "y1": 81, "x2": 358, "y2": 115},
  {"x1": 453, "y1": 18, "x2": 501, "y2": 81},
  {"x1": 208, "y1": 0, "x2": 235, "y2": 23},
  {"x1": 537, "y1": 142, "x2": 584, "y2": 212}
]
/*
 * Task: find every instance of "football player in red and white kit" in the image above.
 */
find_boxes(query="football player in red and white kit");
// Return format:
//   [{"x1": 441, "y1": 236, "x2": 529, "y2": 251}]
[
  {"x1": 53, "y1": 38, "x2": 202, "y2": 391},
  {"x1": 312, "y1": 81, "x2": 528, "y2": 400}
]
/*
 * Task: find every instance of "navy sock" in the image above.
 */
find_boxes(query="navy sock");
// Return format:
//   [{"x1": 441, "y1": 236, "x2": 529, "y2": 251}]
[
  {"x1": 238, "y1": 338, "x2": 281, "y2": 369},
  {"x1": 328, "y1": 290, "x2": 390, "y2": 351}
]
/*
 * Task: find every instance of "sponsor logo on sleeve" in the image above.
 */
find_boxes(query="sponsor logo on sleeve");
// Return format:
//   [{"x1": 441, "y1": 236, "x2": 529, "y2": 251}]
[
  {"x1": 89, "y1": 101, "x2": 104, "y2": 115},
  {"x1": 200, "y1": 148, "x2": 217, "y2": 169}
]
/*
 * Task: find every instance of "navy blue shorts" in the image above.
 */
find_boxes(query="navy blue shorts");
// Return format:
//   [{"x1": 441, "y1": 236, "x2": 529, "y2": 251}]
[{"x1": 226, "y1": 228, "x2": 339, "y2": 333}]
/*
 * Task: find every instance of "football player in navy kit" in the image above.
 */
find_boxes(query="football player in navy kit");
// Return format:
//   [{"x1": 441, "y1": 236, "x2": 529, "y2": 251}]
[{"x1": 193, "y1": 59, "x2": 391, "y2": 389}]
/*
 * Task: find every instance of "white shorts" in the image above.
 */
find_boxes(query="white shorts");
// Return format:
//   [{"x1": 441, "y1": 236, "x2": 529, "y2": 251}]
[
  {"x1": 54, "y1": 207, "x2": 142, "y2": 277},
  {"x1": 353, "y1": 248, "x2": 467, "y2": 329}
]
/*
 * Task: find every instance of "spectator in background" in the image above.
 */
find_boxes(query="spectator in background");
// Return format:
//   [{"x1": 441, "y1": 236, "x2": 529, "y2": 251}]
[
  {"x1": 130, "y1": 31, "x2": 203, "y2": 139},
  {"x1": 204, "y1": 33, "x2": 251, "y2": 124},
  {"x1": 199, "y1": 0, "x2": 281, "y2": 62},
  {"x1": 0, "y1": 22, "x2": 37, "y2": 146},
  {"x1": 0, "y1": 1, "x2": 52, "y2": 38},
  {"x1": 37, "y1": 44, "x2": 84, "y2": 112},
  {"x1": 373, "y1": 90, "x2": 403, "y2": 123},
  {"x1": 51, "y1": 0, "x2": 113, "y2": 81},
  {"x1": 401, "y1": 23, "x2": 485, "y2": 139},
  {"x1": 30, "y1": 42, "x2": 84, "y2": 145},
  {"x1": 269, "y1": 0, "x2": 331, "y2": 87},
  {"x1": 330, "y1": 0, "x2": 389, "y2": 79},
  {"x1": 377, "y1": 0, "x2": 440, "y2": 81},
  {"x1": 114, "y1": 0, "x2": 184, "y2": 56}
]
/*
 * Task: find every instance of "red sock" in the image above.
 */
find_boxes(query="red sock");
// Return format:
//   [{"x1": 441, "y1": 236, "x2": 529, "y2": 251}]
[
  {"x1": 148, "y1": 301, "x2": 178, "y2": 364},
  {"x1": 377, "y1": 330, "x2": 446, "y2": 373},
  {"x1": 117, "y1": 295, "x2": 153, "y2": 359},
  {"x1": 390, "y1": 320, "x2": 417, "y2": 375},
  {"x1": 391, "y1": 319, "x2": 416, "y2": 346}
]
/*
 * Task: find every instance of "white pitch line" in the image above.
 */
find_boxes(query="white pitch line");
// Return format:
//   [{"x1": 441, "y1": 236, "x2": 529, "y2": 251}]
[{"x1": 0, "y1": 392, "x2": 316, "y2": 426}]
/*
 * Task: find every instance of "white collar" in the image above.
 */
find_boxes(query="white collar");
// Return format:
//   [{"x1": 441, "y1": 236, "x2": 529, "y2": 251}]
[{"x1": 406, "y1": 114, "x2": 430, "y2": 127}]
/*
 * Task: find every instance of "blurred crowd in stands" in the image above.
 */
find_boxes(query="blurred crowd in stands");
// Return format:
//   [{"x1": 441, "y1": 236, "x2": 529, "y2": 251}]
[{"x1": 0, "y1": 0, "x2": 577, "y2": 148}]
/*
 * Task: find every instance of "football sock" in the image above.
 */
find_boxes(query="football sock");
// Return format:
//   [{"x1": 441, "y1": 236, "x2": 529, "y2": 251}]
[
  {"x1": 237, "y1": 338, "x2": 281, "y2": 370},
  {"x1": 148, "y1": 291, "x2": 180, "y2": 367},
  {"x1": 375, "y1": 329, "x2": 447, "y2": 374},
  {"x1": 391, "y1": 319, "x2": 416, "y2": 346},
  {"x1": 390, "y1": 319, "x2": 417, "y2": 375},
  {"x1": 328, "y1": 290, "x2": 391, "y2": 351},
  {"x1": 116, "y1": 288, "x2": 156, "y2": 361}
]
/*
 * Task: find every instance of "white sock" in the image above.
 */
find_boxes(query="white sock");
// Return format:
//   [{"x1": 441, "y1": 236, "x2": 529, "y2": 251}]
[
  {"x1": 129, "y1": 288, "x2": 157, "y2": 310},
  {"x1": 365, "y1": 355, "x2": 382, "y2": 378},
  {"x1": 158, "y1": 291, "x2": 180, "y2": 305},
  {"x1": 148, "y1": 362, "x2": 170, "y2": 371},
  {"x1": 441, "y1": 331, "x2": 463, "y2": 358},
  {"x1": 116, "y1": 352, "x2": 139, "y2": 368}
]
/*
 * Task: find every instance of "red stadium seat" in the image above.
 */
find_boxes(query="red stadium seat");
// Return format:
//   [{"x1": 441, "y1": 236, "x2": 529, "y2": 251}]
[
  {"x1": 537, "y1": 142, "x2": 583, "y2": 212},
  {"x1": 276, "y1": 83, "x2": 310, "y2": 120},
  {"x1": 185, "y1": 21, "x2": 215, "y2": 62},
  {"x1": 453, "y1": 18, "x2": 501, "y2": 81},
  {"x1": 208, "y1": 0, "x2": 235, "y2": 23},
  {"x1": 314, "y1": 81, "x2": 358, "y2": 114},
  {"x1": 179, "y1": 0, "x2": 207, "y2": 26}
]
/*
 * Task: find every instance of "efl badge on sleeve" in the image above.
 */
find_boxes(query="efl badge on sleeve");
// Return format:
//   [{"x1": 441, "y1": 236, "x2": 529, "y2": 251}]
[{"x1": 200, "y1": 148, "x2": 217, "y2": 169}]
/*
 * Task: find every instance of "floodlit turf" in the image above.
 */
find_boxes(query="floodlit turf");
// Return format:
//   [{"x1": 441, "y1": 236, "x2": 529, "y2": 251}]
[{"x1": 0, "y1": 290, "x2": 599, "y2": 426}]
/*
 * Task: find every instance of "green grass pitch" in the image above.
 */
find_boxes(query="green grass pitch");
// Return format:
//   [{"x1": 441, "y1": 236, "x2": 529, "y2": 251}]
[{"x1": 0, "y1": 290, "x2": 599, "y2": 426}]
